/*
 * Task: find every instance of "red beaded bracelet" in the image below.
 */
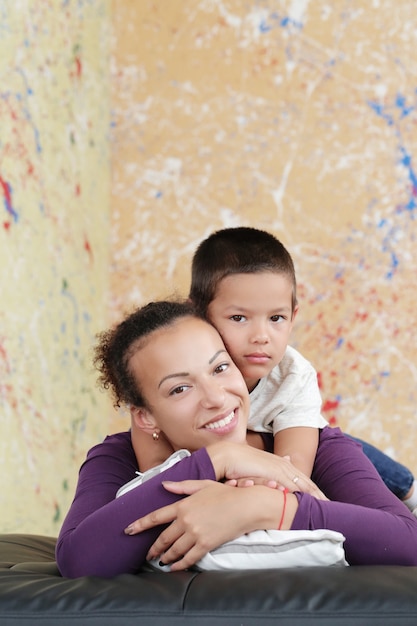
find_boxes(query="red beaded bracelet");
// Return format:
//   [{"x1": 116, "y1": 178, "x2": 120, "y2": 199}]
[{"x1": 278, "y1": 488, "x2": 289, "y2": 530}]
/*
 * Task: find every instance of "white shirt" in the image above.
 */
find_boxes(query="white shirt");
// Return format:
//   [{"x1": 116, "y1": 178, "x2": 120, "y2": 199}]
[{"x1": 248, "y1": 345, "x2": 328, "y2": 435}]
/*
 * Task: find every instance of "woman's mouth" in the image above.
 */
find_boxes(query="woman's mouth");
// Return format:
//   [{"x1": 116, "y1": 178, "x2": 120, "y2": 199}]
[{"x1": 204, "y1": 410, "x2": 236, "y2": 431}]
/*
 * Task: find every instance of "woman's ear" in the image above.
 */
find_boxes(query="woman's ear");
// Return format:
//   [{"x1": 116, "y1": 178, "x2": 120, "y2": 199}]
[{"x1": 130, "y1": 405, "x2": 159, "y2": 436}]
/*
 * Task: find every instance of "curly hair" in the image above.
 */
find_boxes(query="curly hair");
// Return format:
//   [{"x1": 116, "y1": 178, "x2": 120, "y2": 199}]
[{"x1": 93, "y1": 299, "x2": 197, "y2": 409}]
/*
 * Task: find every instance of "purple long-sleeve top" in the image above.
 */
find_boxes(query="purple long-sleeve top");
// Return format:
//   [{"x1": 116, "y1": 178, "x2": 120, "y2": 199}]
[{"x1": 56, "y1": 427, "x2": 417, "y2": 578}]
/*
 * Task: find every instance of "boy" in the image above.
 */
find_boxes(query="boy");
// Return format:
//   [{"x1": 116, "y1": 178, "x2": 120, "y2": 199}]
[
  {"x1": 188, "y1": 226, "x2": 417, "y2": 511},
  {"x1": 131, "y1": 227, "x2": 417, "y2": 514}
]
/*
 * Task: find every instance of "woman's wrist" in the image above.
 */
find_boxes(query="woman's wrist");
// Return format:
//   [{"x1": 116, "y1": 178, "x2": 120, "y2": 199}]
[
  {"x1": 239, "y1": 486, "x2": 299, "y2": 531},
  {"x1": 205, "y1": 441, "x2": 232, "y2": 480}
]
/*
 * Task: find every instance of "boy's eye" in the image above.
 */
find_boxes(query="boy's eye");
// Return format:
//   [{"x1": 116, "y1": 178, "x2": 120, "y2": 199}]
[
  {"x1": 270, "y1": 314, "x2": 285, "y2": 323},
  {"x1": 230, "y1": 315, "x2": 246, "y2": 322}
]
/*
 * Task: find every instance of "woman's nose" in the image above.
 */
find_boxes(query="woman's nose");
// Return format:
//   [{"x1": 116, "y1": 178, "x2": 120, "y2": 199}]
[{"x1": 200, "y1": 378, "x2": 225, "y2": 409}]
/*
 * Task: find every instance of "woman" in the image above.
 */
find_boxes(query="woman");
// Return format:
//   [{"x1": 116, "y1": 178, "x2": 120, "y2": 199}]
[{"x1": 56, "y1": 300, "x2": 417, "y2": 578}]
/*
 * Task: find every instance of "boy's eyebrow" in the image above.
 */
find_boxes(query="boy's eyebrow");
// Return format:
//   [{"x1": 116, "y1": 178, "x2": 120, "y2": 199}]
[
  {"x1": 224, "y1": 304, "x2": 292, "y2": 313},
  {"x1": 158, "y1": 350, "x2": 227, "y2": 388}
]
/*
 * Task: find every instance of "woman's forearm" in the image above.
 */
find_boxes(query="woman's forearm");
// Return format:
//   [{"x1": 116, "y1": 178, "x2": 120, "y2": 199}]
[
  {"x1": 56, "y1": 447, "x2": 215, "y2": 578},
  {"x1": 292, "y1": 493, "x2": 417, "y2": 565}
]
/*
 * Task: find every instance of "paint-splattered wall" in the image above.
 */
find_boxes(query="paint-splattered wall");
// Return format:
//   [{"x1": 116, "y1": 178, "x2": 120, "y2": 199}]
[
  {"x1": 0, "y1": 1, "x2": 111, "y2": 534},
  {"x1": 2, "y1": 0, "x2": 417, "y2": 536},
  {"x1": 111, "y1": 0, "x2": 417, "y2": 475}
]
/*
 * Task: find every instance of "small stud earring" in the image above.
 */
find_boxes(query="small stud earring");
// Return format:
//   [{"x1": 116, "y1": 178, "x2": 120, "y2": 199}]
[{"x1": 152, "y1": 432, "x2": 160, "y2": 441}]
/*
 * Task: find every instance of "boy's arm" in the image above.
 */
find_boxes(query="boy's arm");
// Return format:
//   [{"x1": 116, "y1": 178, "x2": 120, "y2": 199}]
[
  {"x1": 273, "y1": 427, "x2": 319, "y2": 478},
  {"x1": 246, "y1": 430, "x2": 267, "y2": 450}
]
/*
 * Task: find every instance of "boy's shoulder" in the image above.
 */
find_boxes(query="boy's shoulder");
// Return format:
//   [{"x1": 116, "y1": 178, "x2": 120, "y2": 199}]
[
  {"x1": 252, "y1": 346, "x2": 317, "y2": 395},
  {"x1": 276, "y1": 345, "x2": 316, "y2": 376}
]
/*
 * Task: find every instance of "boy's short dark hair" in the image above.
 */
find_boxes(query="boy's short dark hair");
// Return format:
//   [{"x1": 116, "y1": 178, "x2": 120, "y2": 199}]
[{"x1": 189, "y1": 226, "x2": 297, "y2": 317}]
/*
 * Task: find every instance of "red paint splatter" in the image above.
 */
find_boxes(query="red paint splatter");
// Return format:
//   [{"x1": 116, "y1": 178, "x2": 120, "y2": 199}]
[
  {"x1": 0, "y1": 341, "x2": 10, "y2": 373},
  {"x1": 0, "y1": 174, "x2": 18, "y2": 222},
  {"x1": 0, "y1": 175, "x2": 12, "y2": 208},
  {"x1": 322, "y1": 399, "x2": 340, "y2": 413},
  {"x1": 355, "y1": 311, "x2": 368, "y2": 322},
  {"x1": 70, "y1": 56, "x2": 82, "y2": 79},
  {"x1": 75, "y1": 56, "x2": 82, "y2": 77},
  {"x1": 84, "y1": 236, "x2": 93, "y2": 263},
  {"x1": 317, "y1": 371, "x2": 323, "y2": 389},
  {"x1": 322, "y1": 398, "x2": 340, "y2": 427}
]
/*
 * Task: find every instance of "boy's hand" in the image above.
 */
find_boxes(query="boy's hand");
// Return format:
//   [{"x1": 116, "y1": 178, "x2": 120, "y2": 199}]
[
  {"x1": 225, "y1": 477, "x2": 283, "y2": 489},
  {"x1": 207, "y1": 442, "x2": 327, "y2": 500},
  {"x1": 225, "y1": 475, "x2": 328, "y2": 498}
]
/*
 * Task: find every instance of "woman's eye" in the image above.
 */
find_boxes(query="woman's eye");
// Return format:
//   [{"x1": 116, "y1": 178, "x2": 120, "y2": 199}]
[
  {"x1": 214, "y1": 363, "x2": 228, "y2": 374},
  {"x1": 230, "y1": 315, "x2": 245, "y2": 322},
  {"x1": 170, "y1": 385, "x2": 188, "y2": 396}
]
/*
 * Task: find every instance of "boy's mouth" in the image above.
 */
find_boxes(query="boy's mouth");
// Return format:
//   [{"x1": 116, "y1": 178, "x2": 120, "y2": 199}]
[{"x1": 245, "y1": 353, "x2": 271, "y2": 364}]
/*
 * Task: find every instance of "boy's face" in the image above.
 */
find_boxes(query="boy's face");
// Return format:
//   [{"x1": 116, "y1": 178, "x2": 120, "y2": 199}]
[{"x1": 207, "y1": 272, "x2": 298, "y2": 392}]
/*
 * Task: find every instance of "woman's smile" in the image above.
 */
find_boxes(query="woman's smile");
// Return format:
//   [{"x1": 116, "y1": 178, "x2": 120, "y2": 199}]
[{"x1": 202, "y1": 409, "x2": 238, "y2": 432}]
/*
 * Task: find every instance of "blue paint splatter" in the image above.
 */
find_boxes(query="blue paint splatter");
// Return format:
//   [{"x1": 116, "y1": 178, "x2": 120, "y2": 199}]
[
  {"x1": 258, "y1": 11, "x2": 303, "y2": 34},
  {"x1": 367, "y1": 92, "x2": 417, "y2": 276}
]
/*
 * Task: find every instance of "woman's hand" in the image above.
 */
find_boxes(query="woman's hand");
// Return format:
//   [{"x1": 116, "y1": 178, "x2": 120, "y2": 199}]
[
  {"x1": 124, "y1": 479, "x2": 295, "y2": 570},
  {"x1": 208, "y1": 442, "x2": 326, "y2": 500}
]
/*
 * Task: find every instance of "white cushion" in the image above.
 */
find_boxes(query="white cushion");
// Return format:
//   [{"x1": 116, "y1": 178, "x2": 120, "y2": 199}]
[{"x1": 149, "y1": 528, "x2": 348, "y2": 571}]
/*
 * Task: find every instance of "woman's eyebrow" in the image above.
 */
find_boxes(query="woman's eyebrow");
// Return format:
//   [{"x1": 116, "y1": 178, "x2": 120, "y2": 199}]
[
  {"x1": 158, "y1": 372, "x2": 188, "y2": 388},
  {"x1": 209, "y1": 349, "x2": 227, "y2": 364},
  {"x1": 158, "y1": 350, "x2": 227, "y2": 387}
]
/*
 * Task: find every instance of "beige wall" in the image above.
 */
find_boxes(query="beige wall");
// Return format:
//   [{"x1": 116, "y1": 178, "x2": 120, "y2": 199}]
[
  {"x1": 0, "y1": 1, "x2": 111, "y2": 534},
  {"x1": 1, "y1": 0, "x2": 416, "y2": 535},
  {"x1": 110, "y1": 1, "x2": 417, "y2": 472}
]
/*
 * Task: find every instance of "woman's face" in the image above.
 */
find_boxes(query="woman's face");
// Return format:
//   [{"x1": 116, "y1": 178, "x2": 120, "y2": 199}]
[{"x1": 129, "y1": 316, "x2": 249, "y2": 451}]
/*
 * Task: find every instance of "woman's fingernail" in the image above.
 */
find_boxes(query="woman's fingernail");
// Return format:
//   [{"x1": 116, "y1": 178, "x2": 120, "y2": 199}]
[{"x1": 124, "y1": 526, "x2": 133, "y2": 535}]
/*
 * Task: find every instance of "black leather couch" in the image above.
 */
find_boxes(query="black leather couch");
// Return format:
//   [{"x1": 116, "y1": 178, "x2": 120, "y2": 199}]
[{"x1": 2, "y1": 533, "x2": 417, "y2": 625}]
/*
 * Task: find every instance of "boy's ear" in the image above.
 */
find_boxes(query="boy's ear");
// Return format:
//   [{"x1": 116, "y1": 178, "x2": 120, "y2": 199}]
[
  {"x1": 291, "y1": 304, "x2": 299, "y2": 323},
  {"x1": 130, "y1": 405, "x2": 159, "y2": 435}
]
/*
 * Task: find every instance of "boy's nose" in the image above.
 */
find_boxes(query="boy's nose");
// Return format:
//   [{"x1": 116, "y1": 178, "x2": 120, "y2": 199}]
[{"x1": 251, "y1": 323, "x2": 269, "y2": 344}]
